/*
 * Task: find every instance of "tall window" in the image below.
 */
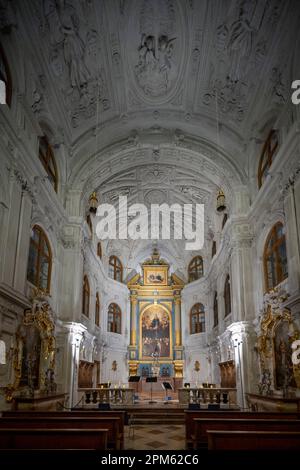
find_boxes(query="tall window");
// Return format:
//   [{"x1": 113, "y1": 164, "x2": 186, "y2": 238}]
[
  {"x1": 82, "y1": 275, "x2": 90, "y2": 317},
  {"x1": 264, "y1": 222, "x2": 288, "y2": 291},
  {"x1": 109, "y1": 255, "x2": 123, "y2": 282},
  {"x1": 224, "y1": 274, "x2": 231, "y2": 317},
  {"x1": 97, "y1": 242, "x2": 102, "y2": 259},
  {"x1": 213, "y1": 292, "x2": 218, "y2": 327},
  {"x1": 0, "y1": 43, "x2": 12, "y2": 107},
  {"x1": 258, "y1": 129, "x2": 279, "y2": 188},
  {"x1": 95, "y1": 292, "x2": 100, "y2": 326},
  {"x1": 86, "y1": 214, "x2": 93, "y2": 237},
  {"x1": 222, "y1": 213, "x2": 228, "y2": 229},
  {"x1": 190, "y1": 303, "x2": 205, "y2": 334},
  {"x1": 212, "y1": 240, "x2": 217, "y2": 258},
  {"x1": 39, "y1": 136, "x2": 58, "y2": 192},
  {"x1": 188, "y1": 256, "x2": 204, "y2": 282},
  {"x1": 27, "y1": 225, "x2": 52, "y2": 292},
  {"x1": 108, "y1": 303, "x2": 121, "y2": 334}
]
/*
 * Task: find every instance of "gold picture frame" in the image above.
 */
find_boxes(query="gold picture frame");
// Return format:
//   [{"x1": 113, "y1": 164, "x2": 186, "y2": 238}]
[{"x1": 143, "y1": 265, "x2": 168, "y2": 286}]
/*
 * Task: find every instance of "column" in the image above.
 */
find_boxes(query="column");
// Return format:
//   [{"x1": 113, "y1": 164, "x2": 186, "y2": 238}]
[
  {"x1": 174, "y1": 295, "x2": 182, "y2": 346},
  {"x1": 173, "y1": 293, "x2": 183, "y2": 383},
  {"x1": 60, "y1": 190, "x2": 84, "y2": 322},
  {"x1": 230, "y1": 222, "x2": 255, "y2": 322},
  {"x1": 229, "y1": 321, "x2": 257, "y2": 409},
  {"x1": 61, "y1": 322, "x2": 87, "y2": 408},
  {"x1": 129, "y1": 293, "x2": 138, "y2": 346}
]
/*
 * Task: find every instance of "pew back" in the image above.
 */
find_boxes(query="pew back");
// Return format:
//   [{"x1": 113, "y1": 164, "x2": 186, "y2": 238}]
[
  {"x1": 192, "y1": 418, "x2": 300, "y2": 449},
  {"x1": 0, "y1": 428, "x2": 108, "y2": 450},
  {"x1": 0, "y1": 416, "x2": 121, "y2": 450},
  {"x1": 207, "y1": 430, "x2": 300, "y2": 450}
]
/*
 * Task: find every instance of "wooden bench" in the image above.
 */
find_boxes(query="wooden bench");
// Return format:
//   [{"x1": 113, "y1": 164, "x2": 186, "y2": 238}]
[
  {"x1": 192, "y1": 418, "x2": 300, "y2": 449},
  {"x1": 184, "y1": 410, "x2": 300, "y2": 448},
  {"x1": 207, "y1": 430, "x2": 300, "y2": 450},
  {"x1": 0, "y1": 416, "x2": 122, "y2": 450},
  {"x1": 2, "y1": 410, "x2": 125, "y2": 449},
  {"x1": 0, "y1": 428, "x2": 108, "y2": 450}
]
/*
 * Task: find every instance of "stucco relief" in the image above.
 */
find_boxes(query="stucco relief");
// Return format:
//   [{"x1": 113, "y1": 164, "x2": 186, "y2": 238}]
[
  {"x1": 39, "y1": 0, "x2": 110, "y2": 128},
  {"x1": 127, "y1": 0, "x2": 184, "y2": 103}
]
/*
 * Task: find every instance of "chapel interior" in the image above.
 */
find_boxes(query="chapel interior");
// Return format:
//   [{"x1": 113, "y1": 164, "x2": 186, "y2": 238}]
[{"x1": 0, "y1": 0, "x2": 300, "y2": 453}]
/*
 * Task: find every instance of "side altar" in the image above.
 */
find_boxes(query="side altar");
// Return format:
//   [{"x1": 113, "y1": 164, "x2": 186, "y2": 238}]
[{"x1": 127, "y1": 249, "x2": 184, "y2": 387}]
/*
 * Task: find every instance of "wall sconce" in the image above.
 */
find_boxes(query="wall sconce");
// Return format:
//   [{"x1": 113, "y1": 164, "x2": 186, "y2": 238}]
[
  {"x1": 216, "y1": 189, "x2": 226, "y2": 212},
  {"x1": 89, "y1": 191, "x2": 98, "y2": 214}
]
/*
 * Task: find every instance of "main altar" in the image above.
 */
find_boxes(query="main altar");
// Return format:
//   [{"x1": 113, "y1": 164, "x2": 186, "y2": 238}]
[{"x1": 127, "y1": 249, "x2": 184, "y2": 389}]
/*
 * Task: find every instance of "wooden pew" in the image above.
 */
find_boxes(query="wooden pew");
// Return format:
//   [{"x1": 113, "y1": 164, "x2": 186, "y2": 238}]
[
  {"x1": 0, "y1": 416, "x2": 122, "y2": 450},
  {"x1": 192, "y1": 418, "x2": 300, "y2": 449},
  {"x1": 0, "y1": 428, "x2": 108, "y2": 450},
  {"x1": 207, "y1": 430, "x2": 300, "y2": 450},
  {"x1": 184, "y1": 410, "x2": 299, "y2": 449},
  {"x1": 2, "y1": 410, "x2": 125, "y2": 449}
]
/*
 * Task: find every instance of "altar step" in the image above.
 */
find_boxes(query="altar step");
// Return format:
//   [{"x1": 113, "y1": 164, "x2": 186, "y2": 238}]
[{"x1": 127, "y1": 409, "x2": 185, "y2": 425}]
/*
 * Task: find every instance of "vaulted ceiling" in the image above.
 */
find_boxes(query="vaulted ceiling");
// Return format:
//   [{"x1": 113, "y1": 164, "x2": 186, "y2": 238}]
[
  {"x1": 12, "y1": 0, "x2": 299, "y2": 170},
  {"x1": 2, "y1": 0, "x2": 300, "y2": 269}
]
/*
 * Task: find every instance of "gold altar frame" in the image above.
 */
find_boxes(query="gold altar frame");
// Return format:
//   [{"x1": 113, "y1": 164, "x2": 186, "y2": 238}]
[
  {"x1": 257, "y1": 305, "x2": 300, "y2": 389},
  {"x1": 5, "y1": 300, "x2": 56, "y2": 402},
  {"x1": 139, "y1": 303, "x2": 173, "y2": 360}
]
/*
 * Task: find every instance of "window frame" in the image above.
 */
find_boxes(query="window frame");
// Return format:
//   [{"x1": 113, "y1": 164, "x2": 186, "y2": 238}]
[
  {"x1": 190, "y1": 303, "x2": 206, "y2": 334},
  {"x1": 213, "y1": 292, "x2": 218, "y2": 327},
  {"x1": 224, "y1": 274, "x2": 231, "y2": 317},
  {"x1": 258, "y1": 129, "x2": 279, "y2": 189},
  {"x1": 188, "y1": 256, "x2": 204, "y2": 282},
  {"x1": 263, "y1": 222, "x2": 288, "y2": 292},
  {"x1": 95, "y1": 292, "x2": 100, "y2": 326},
  {"x1": 27, "y1": 225, "x2": 52, "y2": 293},
  {"x1": 39, "y1": 135, "x2": 58, "y2": 192},
  {"x1": 82, "y1": 275, "x2": 90, "y2": 317},
  {"x1": 97, "y1": 242, "x2": 102, "y2": 259},
  {"x1": 109, "y1": 255, "x2": 123, "y2": 282},
  {"x1": 212, "y1": 240, "x2": 217, "y2": 258},
  {"x1": 107, "y1": 302, "x2": 121, "y2": 334}
]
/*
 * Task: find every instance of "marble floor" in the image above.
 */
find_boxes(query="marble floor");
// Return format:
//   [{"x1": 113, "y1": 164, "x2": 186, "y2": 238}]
[{"x1": 124, "y1": 424, "x2": 185, "y2": 450}]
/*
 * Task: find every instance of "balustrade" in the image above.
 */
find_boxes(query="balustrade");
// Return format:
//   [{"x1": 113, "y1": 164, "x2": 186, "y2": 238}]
[
  {"x1": 178, "y1": 387, "x2": 237, "y2": 406},
  {"x1": 79, "y1": 387, "x2": 135, "y2": 406}
]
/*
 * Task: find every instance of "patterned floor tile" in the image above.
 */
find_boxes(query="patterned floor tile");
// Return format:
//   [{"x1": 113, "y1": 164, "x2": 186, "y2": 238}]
[{"x1": 124, "y1": 424, "x2": 185, "y2": 450}]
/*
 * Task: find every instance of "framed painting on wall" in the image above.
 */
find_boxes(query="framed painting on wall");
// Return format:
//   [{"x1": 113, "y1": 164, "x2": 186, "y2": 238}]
[{"x1": 143, "y1": 265, "x2": 168, "y2": 286}]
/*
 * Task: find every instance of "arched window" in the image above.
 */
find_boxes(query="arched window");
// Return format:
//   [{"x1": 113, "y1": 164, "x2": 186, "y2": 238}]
[
  {"x1": 190, "y1": 303, "x2": 205, "y2": 334},
  {"x1": 188, "y1": 256, "x2": 204, "y2": 282},
  {"x1": 82, "y1": 275, "x2": 90, "y2": 317},
  {"x1": 27, "y1": 225, "x2": 52, "y2": 292},
  {"x1": 108, "y1": 303, "x2": 121, "y2": 334},
  {"x1": 95, "y1": 292, "x2": 100, "y2": 326},
  {"x1": 86, "y1": 214, "x2": 93, "y2": 236},
  {"x1": 97, "y1": 242, "x2": 102, "y2": 259},
  {"x1": 263, "y1": 222, "x2": 288, "y2": 291},
  {"x1": 213, "y1": 292, "x2": 218, "y2": 327},
  {"x1": 0, "y1": 43, "x2": 12, "y2": 107},
  {"x1": 222, "y1": 213, "x2": 228, "y2": 229},
  {"x1": 39, "y1": 136, "x2": 58, "y2": 192},
  {"x1": 224, "y1": 274, "x2": 231, "y2": 317},
  {"x1": 109, "y1": 255, "x2": 123, "y2": 282},
  {"x1": 258, "y1": 129, "x2": 279, "y2": 188},
  {"x1": 212, "y1": 240, "x2": 217, "y2": 258}
]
